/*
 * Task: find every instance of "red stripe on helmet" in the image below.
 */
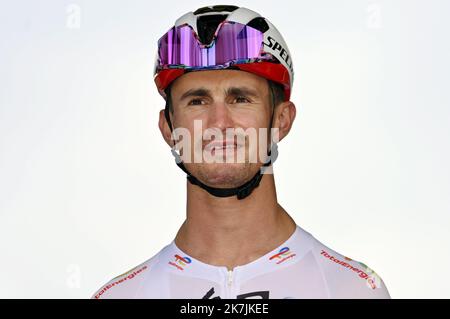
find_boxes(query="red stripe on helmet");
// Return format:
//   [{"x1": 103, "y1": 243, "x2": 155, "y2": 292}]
[{"x1": 155, "y1": 62, "x2": 291, "y2": 101}]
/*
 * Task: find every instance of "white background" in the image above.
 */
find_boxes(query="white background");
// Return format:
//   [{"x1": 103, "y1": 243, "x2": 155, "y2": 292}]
[{"x1": 1, "y1": 0, "x2": 449, "y2": 298}]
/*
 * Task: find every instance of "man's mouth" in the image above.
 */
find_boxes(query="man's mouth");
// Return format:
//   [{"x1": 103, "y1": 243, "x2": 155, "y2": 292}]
[{"x1": 204, "y1": 140, "x2": 243, "y2": 153}]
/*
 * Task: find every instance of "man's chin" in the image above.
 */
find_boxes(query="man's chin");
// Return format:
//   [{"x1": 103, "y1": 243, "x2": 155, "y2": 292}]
[{"x1": 190, "y1": 164, "x2": 257, "y2": 189}]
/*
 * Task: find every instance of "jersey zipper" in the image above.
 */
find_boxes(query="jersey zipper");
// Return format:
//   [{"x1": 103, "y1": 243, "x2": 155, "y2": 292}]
[
  {"x1": 226, "y1": 269, "x2": 234, "y2": 298},
  {"x1": 227, "y1": 269, "x2": 233, "y2": 286}
]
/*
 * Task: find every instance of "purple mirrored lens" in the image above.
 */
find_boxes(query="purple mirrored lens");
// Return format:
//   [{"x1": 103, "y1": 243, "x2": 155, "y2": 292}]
[{"x1": 158, "y1": 22, "x2": 264, "y2": 67}]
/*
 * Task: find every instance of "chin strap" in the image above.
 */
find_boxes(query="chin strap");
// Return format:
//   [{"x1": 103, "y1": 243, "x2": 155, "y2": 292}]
[{"x1": 165, "y1": 81, "x2": 278, "y2": 200}]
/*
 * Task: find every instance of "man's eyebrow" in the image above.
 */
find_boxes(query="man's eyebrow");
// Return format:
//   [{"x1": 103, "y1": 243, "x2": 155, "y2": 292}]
[
  {"x1": 225, "y1": 86, "x2": 260, "y2": 98},
  {"x1": 178, "y1": 86, "x2": 261, "y2": 102},
  {"x1": 179, "y1": 88, "x2": 212, "y2": 101}
]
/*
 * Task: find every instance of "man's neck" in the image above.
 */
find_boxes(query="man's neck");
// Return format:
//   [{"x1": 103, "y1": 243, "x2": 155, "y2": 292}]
[{"x1": 174, "y1": 174, "x2": 297, "y2": 271}]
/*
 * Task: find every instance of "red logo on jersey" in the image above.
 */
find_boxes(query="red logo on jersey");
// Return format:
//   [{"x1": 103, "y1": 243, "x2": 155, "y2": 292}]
[
  {"x1": 168, "y1": 254, "x2": 192, "y2": 271},
  {"x1": 269, "y1": 246, "x2": 296, "y2": 264},
  {"x1": 94, "y1": 265, "x2": 148, "y2": 299},
  {"x1": 320, "y1": 250, "x2": 380, "y2": 289}
]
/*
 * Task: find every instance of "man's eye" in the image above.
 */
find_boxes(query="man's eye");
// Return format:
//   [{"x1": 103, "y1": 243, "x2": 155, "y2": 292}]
[
  {"x1": 235, "y1": 96, "x2": 250, "y2": 103},
  {"x1": 188, "y1": 98, "x2": 204, "y2": 105}
]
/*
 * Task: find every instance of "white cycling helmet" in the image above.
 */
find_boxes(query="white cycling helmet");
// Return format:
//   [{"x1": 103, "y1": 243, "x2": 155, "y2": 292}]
[{"x1": 154, "y1": 5, "x2": 294, "y2": 101}]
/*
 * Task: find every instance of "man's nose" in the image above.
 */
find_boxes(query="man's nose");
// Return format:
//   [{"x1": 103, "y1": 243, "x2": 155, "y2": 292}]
[{"x1": 206, "y1": 101, "x2": 235, "y2": 131}]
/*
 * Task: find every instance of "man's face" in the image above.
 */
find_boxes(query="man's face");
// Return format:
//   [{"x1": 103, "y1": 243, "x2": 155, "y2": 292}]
[{"x1": 163, "y1": 69, "x2": 275, "y2": 189}]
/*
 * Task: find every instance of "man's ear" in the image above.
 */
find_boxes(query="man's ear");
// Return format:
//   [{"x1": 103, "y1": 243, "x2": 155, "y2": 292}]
[
  {"x1": 158, "y1": 109, "x2": 174, "y2": 147},
  {"x1": 274, "y1": 101, "x2": 297, "y2": 142}
]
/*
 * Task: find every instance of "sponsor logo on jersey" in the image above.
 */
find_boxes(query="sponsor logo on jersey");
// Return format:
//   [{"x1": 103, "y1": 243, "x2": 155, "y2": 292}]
[
  {"x1": 168, "y1": 254, "x2": 192, "y2": 271},
  {"x1": 94, "y1": 265, "x2": 148, "y2": 299},
  {"x1": 202, "y1": 287, "x2": 270, "y2": 299},
  {"x1": 356, "y1": 261, "x2": 381, "y2": 290},
  {"x1": 367, "y1": 276, "x2": 378, "y2": 289},
  {"x1": 268, "y1": 246, "x2": 296, "y2": 265},
  {"x1": 320, "y1": 250, "x2": 381, "y2": 289}
]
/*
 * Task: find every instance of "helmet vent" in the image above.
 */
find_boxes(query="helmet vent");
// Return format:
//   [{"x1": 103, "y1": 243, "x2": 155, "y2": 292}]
[
  {"x1": 247, "y1": 17, "x2": 269, "y2": 33},
  {"x1": 196, "y1": 14, "x2": 228, "y2": 45},
  {"x1": 194, "y1": 5, "x2": 238, "y2": 15}
]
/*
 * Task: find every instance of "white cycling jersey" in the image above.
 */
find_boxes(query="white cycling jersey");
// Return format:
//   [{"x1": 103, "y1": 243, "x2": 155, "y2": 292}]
[{"x1": 92, "y1": 224, "x2": 390, "y2": 299}]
